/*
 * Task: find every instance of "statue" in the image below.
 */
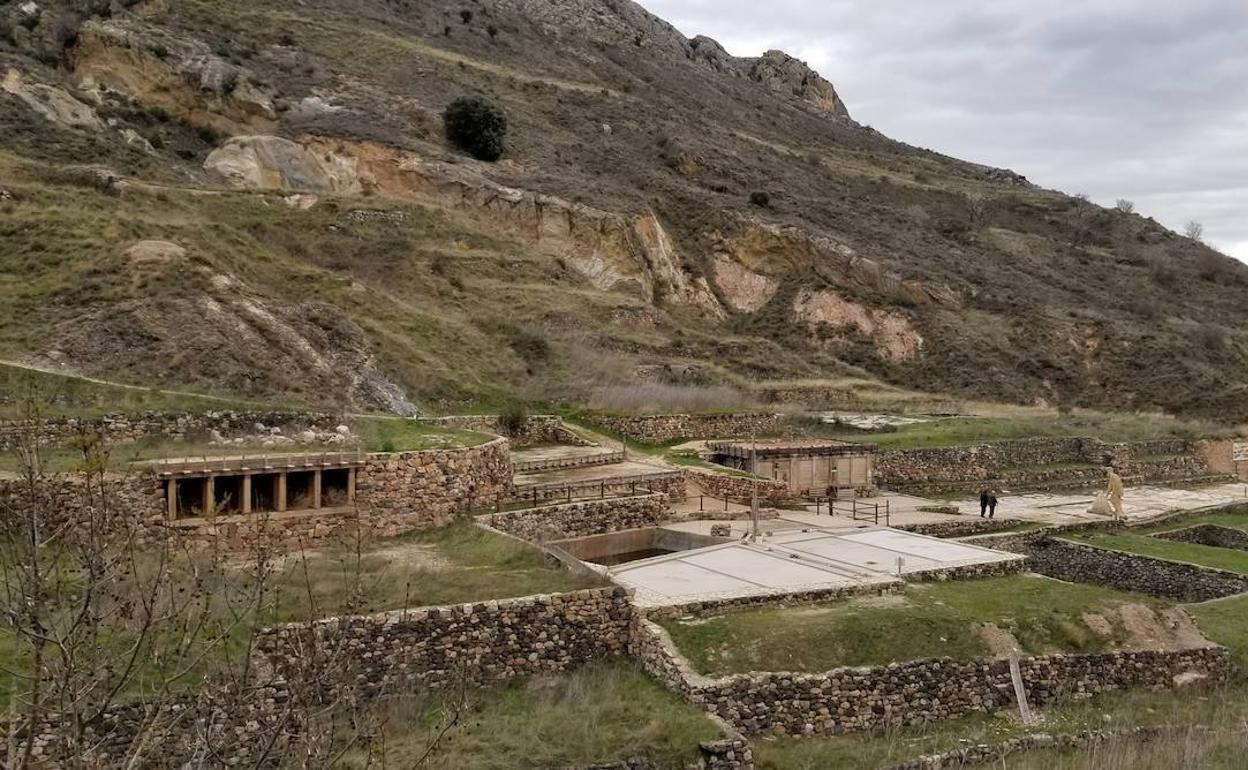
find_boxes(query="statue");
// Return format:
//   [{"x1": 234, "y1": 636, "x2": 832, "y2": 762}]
[{"x1": 1087, "y1": 467, "x2": 1126, "y2": 521}]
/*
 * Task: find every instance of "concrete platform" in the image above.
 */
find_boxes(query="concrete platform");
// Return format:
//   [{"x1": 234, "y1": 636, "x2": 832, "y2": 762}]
[
  {"x1": 947, "y1": 482, "x2": 1248, "y2": 525},
  {"x1": 610, "y1": 525, "x2": 1021, "y2": 607}
]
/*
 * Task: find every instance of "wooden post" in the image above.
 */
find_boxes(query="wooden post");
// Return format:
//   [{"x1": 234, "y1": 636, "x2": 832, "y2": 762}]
[
  {"x1": 241, "y1": 475, "x2": 252, "y2": 515},
  {"x1": 166, "y1": 478, "x2": 178, "y2": 519},
  {"x1": 275, "y1": 473, "x2": 287, "y2": 512},
  {"x1": 313, "y1": 469, "x2": 323, "y2": 509},
  {"x1": 203, "y1": 476, "x2": 215, "y2": 517},
  {"x1": 347, "y1": 467, "x2": 357, "y2": 503}
]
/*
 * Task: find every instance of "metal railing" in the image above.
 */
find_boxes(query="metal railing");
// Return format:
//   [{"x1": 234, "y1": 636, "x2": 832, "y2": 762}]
[{"x1": 811, "y1": 495, "x2": 891, "y2": 526}]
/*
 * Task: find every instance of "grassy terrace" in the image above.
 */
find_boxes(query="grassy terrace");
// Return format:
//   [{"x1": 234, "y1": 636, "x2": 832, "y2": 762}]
[
  {"x1": 0, "y1": 416, "x2": 491, "y2": 473},
  {"x1": 754, "y1": 684, "x2": 1248, "y2": 770},
  {"x1": 327, "y1": 662, "x2": 720, "y2": 770},
  {"x1": 0, "y1": 361, "x2": 270, "y2": 417},
  {"x1": 265, "y1": 520, "x2": 607, "y2": 621},
  {"x1": 0, "y1": 522, "x2": 607, "y2": 709},
  {"x1": 660, "y1": 576, "x2": 1169, "y2": 676},
  {"x1": 1066, "y1": 510, "x2": 1248, "y2": 576}
]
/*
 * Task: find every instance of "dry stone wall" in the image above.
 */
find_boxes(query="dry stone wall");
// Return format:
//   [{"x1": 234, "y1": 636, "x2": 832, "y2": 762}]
[
  {"x1": 481, "y1": 494, "x2": 668, "y2": 542},
  {"x1": 876, "y1": 437, "x2": 1218, "y2": 493},
  {"x1": 592, "y1": 413, "x2": 788, "y2": 444},
  {"x1": 632, "y1": 620, "x2": 1229, "y2": 737},
  {"x1": 0, "y1": 410, "x2": 331, "y2": 451},
  {"x1": 1155, "y1": 524, "x2": 1248, "y2": 551},
  {"x1": 255, "y1": 587, "x2": 634, "y2": 696},
  {"x1": 687, "y1": 469, "x2": 790, "y2": 502},
  {"x1": 896, "y1": 518, "x2": 1025, "y2": 539},
  {"x1": 355, "y1": 437, "x2": 513, "y2": 530},
  {"x1": 0, "y1": 472, "x2": 164, "y2": 534},
  {"x1": 433, "y1": 414, "x2": 593, "y2": 447},
  {"x1": 1021, "y1": 538, "x2": 1248, "y2": 602}
]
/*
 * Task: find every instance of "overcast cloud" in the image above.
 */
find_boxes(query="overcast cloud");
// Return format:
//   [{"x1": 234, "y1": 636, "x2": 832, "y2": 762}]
[{"x1": 644, "y1": 0, "x2": 1248, "y2": 260}]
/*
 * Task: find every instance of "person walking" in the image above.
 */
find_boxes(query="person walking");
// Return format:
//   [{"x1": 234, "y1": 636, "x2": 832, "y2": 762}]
[
  {"x1": 979, "y1": 489, "x2": 990, "y2": 518},
  {"x1": 987, "y1": 491, "x2": 999, "y2": 519}
]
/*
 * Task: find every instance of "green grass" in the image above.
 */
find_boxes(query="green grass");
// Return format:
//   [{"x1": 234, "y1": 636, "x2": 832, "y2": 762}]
[
  {"x1": 1189, "y1": 595, "x2": 1248, "y2": 668},
  {"x1": 1066, "y1": 533, "x2": 1248, "y2": 576},
  {"x1": 660, "y1": 576, "x2": 1168, "y2": 676},
  {"x1": 754, "y1": 683, "x2": 1248, "y2": 770},
  {"x1": 352, "y1": 417, "x2": 490, "y2": 452},
  {"x1": 0, "y1": 362, "x2": 267, "y2": 418},
  {"x1": 1137, "y1": 507, "x2": 1248, "y2": 535},
  {"x1": 267, "y1": 519, "x2": 607, "y2": 621},
  {"x1": 326, "y1": 662, "x2": 720, "y2": 770},
  {"x1": 820, "y1": 411, "x2": 1214, "y2": 451},
  {"x1": 0, "y1": 521, "x2": 606, "y2": 710}
]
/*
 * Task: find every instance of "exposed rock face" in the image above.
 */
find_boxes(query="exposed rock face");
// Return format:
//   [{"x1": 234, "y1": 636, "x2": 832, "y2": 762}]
[
  {"x1": 749, "y1": 50, "x2": 850, "y2": 119},
  {"x1": 71, "y1": 19, "x2": 277, "y2": 134},
  {"x1": 205, "y1": 135, "x2": 361, "y2": 193},
  {"x1": 793, "y1": 289, "x2": 923, "y2": 362},
  {"x1": 712, "y1": 256, "x2": 778, "y2": 313},
  {"x1": 717, "y1": 220, "x2": 960, "y2": 308},
  {"x1": 2, "y1": 68, "x2": 103, "y2": 130},
  {"x1": 204, "y1": 135, "x2": 723, "y2": 314}
]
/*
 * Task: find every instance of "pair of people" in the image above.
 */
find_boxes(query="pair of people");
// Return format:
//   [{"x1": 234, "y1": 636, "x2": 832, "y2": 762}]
[{"x1": 979, "y1": 489, "x2": 998, "y2": 519}]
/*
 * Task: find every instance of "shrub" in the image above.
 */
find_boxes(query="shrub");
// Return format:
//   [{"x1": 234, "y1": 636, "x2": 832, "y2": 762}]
[
  {"x1": 443, "y1": 96, "x2": 507, "y2": 161},
  {"x1": 498, "y1": 403, "x2": 527, "y2": 437},
  {"x1": 748, "y1": 191, "x2": 770, "y2": 208}
]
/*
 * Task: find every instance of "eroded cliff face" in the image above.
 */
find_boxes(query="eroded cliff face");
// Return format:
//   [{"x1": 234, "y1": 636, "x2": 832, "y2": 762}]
[
  {"x1": 204, "y1": 134, "x2": 725, "y2": 316},
  {"x1": 71, "y1": 18, "x2": 277, "y2": 135}
]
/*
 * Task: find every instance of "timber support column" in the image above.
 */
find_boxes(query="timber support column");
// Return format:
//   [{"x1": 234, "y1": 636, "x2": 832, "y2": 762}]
[
  {"x1": 347, "y1": 467, "x2": 357, "y2": 503},
  {"x1": 275, "y1": 473, "x2": 287, "y2": 512},
  {"x1": 166, "y1": 478, "x2": 177, "y2": 519},
  {"x1": 313, "y1": 469, "x2": 322, "y2": 509},
  {"x1": 203, "y1": 475, "x2": 215, "y2": 517},
  {"x1": 241, "y1": 475, "x2": 252, "y2": 514}
]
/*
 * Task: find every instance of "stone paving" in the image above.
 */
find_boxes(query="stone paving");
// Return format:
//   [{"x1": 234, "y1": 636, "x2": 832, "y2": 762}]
[{"x1": 947, "y1": 482, "x2": 1248, "y2": 525}]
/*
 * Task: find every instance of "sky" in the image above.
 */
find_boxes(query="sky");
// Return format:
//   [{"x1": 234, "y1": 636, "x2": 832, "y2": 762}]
[{"x1": 644, "y1": 0, "x2": 1248, "y2": 260}]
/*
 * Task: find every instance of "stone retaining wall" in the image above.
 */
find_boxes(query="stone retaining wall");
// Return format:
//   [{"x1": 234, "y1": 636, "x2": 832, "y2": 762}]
[
  {"x1": 687, "y1": 469, "x2": 790, "y2": 502},
  {"x1": 876, "y1": 437, "x2": 1217, "y2": 493},
  {"x1": 896, "y1": 518, "x2": 1026, "y2": 539},
  {"x1": 1022, "y1": 537, "x2": 1248, "y2": 601},
  {"x1": 0, "y1": 472, "x2": 164, "y2": 534},
  {"x1": 1155, "y1": 524, "x2": 1248, "y2": 551},
  {"x1": 355, "y1": 438, "x2": 513, "y2": 530},
  {"x1": 632, "y1": 620, "x2": 1229, "y2": 737},
  {"x1": 881, "y1": 724, "x2": 1188, "y2": 770},
  {"x1": 256, "y1": 587, "x2": 634, "y2": 696},
  {"x1": 481, "y1": 495, "x2": 668, "y2": 542},
  {"x1": 591, "y1": 413, "x2": 787, "y2": 444},
  {"x1": 433, "y1": 414, "x2": 593, "y2": 447},
  {"x1": 0, "y1": 410, "x2": 331, "y2": 451}
]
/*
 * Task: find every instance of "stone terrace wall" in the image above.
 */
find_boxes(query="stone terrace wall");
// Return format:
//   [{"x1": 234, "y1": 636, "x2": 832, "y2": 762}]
[
  {"x1": 482, "y1": 494, "x2": 668, "y2": 542},
  {"x1": 896, "y1": 518, "x2": 1026, "y2": 539},
  {"x1": 592, "y1": 413, "x2": 787, "y2": 444},
  {"x1": 0, "y1": 410, "x2": 330, "y2": 451},
  {"x1": 432, "y1": 414, "x2": 593, "y2": 447},
  {"x1": 876, "y1": 437, "x2": 1216, "y2": 493},
  {"x1": 1023, "y1": 538, "x2": 1248, "y2": 602},
  {"x1": 256, "y1": 587, "x2": 633, "y2": 696},
  {"x1": 1155, "y1": 524, "x2": 1248, "y2": 552},
  {"x1": 0, "y1": 472, "x2": 164, "y2": 533},
  {"x1": 687, "y1": 469, "x2": 790, "y2": 502},
  {"x1": 356, "y1": 437, "x2": 513, "y2": 530},
  {"x1": 632, "y1": 620, "x2": 1229, "y2": 737}
]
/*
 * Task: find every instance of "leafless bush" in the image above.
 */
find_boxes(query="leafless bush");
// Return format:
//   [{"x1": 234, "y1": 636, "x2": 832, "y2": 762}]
[
  {"x1": 1184, "y1": 220, "x2": 1204, "y2": 242},
  {"x1": 1114, "y1": 199, "x2": 1135, "y2": 214},
  {"x1": 964, "y1": 191, "x2": 990, "y2": 230}
]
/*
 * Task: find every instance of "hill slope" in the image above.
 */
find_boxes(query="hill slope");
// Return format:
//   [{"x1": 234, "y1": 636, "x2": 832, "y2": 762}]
[{"x1": 1, "y1": 0, "x2": 1246, "y2": 419}]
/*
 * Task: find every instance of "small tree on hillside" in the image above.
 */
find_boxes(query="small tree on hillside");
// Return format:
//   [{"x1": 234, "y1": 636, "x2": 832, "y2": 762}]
[
  {"x1": 443, "y1": 96, "x2": 507, "y2": 162},
  {"x1": 1115, "y1": 199, "x2": 1135, "y2": 214},
  {"x1": 1184, "y1": 220, "x2": 1204, "y2": 242}
]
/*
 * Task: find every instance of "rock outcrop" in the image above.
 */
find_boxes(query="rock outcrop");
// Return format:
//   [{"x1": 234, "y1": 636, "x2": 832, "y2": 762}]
[
  {"x1": 2, "y1": 68, "x2": 103, "y2": 131},
  {"x1": 748, "y1": 50, "x2": 850, "y2": 119}
]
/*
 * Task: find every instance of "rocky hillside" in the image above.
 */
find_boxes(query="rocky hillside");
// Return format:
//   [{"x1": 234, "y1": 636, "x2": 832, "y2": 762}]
[{"x1": 1, "y1": 0, "x2": 1246, "y2": 420}]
